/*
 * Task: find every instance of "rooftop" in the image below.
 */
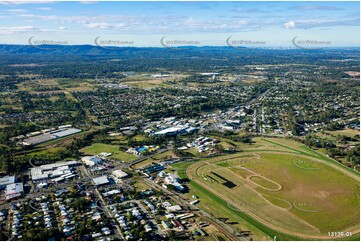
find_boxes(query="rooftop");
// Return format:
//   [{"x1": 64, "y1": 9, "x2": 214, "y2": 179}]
[
  {"x1": 112, "y1": 169, "x2": 128, "y2": 179},
  {"x1": 92, "y1": 176, "x2": 110, "y2": 186},
  {"x1": 0, "y1": 176, "x2": 16, "y2": 187},
  {"x1": 6, "y1": 183, "x2": 24, "y2": 199}
]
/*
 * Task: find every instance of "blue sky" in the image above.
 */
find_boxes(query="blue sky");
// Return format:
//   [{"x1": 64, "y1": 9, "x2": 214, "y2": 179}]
[{"x1": 0, "y1": 1, "x2": 359, "y2": 47}]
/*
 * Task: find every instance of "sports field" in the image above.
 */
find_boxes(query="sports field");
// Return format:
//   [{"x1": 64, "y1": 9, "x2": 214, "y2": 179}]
[{"x1": 186, "y1": 138, "x2": 360, "y2": 240}]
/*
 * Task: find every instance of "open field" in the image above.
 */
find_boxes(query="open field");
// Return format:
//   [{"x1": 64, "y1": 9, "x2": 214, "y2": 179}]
[
  {"x1": 185, "y1": 137, "x2": 360, "y2": 240},
  {"x1": 325, "y1": 129, "x2": 360, "y2": 138},
  {"x1": 16, "y1": 77, "x2": 96, "y2": 93},
  {"x1": 133, "y1": 150, "x2": 179, "y2": 169},
  {"x1": 122, "y1": 74, "x2": 188, "y2": 88},
  {"x1": 132, "y1": 158, "x2": 155, "y2": 169},
  {"x1": 131, "y1": 134, "x2": 148, "y2": 142},
  {"x1": 152, "y1": 150, "x2": 178, "y2": 160},
  {"x1": 133, "y1": 179, "x2": 153, "y2": 191},
  {"x1": 80, "y1": 143, "x2": 137, "y2": 162}
]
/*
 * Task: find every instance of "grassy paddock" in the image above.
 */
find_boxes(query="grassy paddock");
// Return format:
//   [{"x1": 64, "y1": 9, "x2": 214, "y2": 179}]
[
  {"x1": 186, "y1": 137, "x2": 360, "y2": 240},
  {"x1": 80, "y1": 143, "x2": 136, "y2": 162}
]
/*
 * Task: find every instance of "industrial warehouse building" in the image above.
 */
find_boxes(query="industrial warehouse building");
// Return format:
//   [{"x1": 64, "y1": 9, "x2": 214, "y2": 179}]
[
  {"x1": 22, "y1": 127, "x2": 82, "y2": 146},
  {"x1": 112, "y1": 169, "x2": 128, "y2": 179},
  {"x1": 81, "y1": 156, "x2": 102, "y2": 166},
  {"x1": 30, "y1": 160, "x2": 79, "y2": 181},
  {"x1": 92, "y1": 176, "x2": 110, "y2": 186}
]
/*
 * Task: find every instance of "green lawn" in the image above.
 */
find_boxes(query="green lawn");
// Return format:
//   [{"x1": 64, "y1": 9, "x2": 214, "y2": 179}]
[
  {"x1": 189, "y1": 181, "x2": 360, "y2": 241},
  {"x1": 132, "y1": 134, "x2": 148, "y2": 142},
  {"x1": 261, "y1": 138, "x2": 359, "y2": 175},
  {"x1": 153, "y1": 150, "x2": 178, "y2": 160},
  {"x1": 188, "y1": 181, "x2": 296, "y2": 241},
  {"x1": 186, "y1": 137, "x2": 360, "y2": 240},
  {"x1": 171, "y1": 161, "x2": 197, "y2": 179},
  {"x1": 80, "y1": 143, "x2": 136, "y2": 162}
]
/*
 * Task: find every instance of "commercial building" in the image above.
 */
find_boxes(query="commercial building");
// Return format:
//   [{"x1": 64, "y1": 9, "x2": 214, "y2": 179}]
[
  {"x1": 112, "y1": 169, "x2": 128, "y2": 179},
  {"x1": 5, "y1": 183, "x2": 23, "y2": 200},
  {"x1": 92, "y1": 176, "x2": 110, "y2": 186},
  {"x1": 154, "y1": 126, "x2": 187, "y2": 136},
  {"x1": 22, "y1": 127, "x2": 82, "y2": 146},
  {"x1": 30, "y1": 160, "x2": 78, "y2": 181},
  {"x1": 81, "y1": 156, "x2": 102, "y2": 167},
  {"x1": 0, "y1": 176, "x2": 16, "y2": 189},
  {"x1": 51, "y1": 128, "x2": 82, "y2": 138},
  {"x1": 58, "y1": 124, "x2": 72, "y2": 129},
  {"x1": 163, "y1": 173, "x2": 185, "y2": 192}
]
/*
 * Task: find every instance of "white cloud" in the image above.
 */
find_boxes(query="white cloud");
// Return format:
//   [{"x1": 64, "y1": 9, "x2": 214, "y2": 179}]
[
  {"x1": 238, "y1": 19, "x2": 248, "y2": 26},
  {"x1": 0, "y1": 26, "x2": 40, "y2": 34},
  {"x1": 80, "y1": 1, "x2": 98, "y2": 4},
  {"x1": 6, "y1": 9, "x2": 27, "y2": 12},
  {"x1": 293, "y1": 18, "x2": 359, "y2": 28},
  {"x1": 36, "y1": 7, "x2": 52, "y2": 11},
  {"x1": 0, "y1": 1, "x2": 55, "y2": 5},
  {"x1": 18, "y1": 14, "x2": 36, "y2": 17},
  {"x1": 84, "y1": 22, "x2": 125, "y2": 29},
  {"x1": 59, "y1": 26, "x2": 67, "y2": 30},
  {"x1": 283, "y1": 21, "x2": 296, "y2": 29},
  {"x1": 184, "y1": 17, "x2": 196, "y2": 27}
]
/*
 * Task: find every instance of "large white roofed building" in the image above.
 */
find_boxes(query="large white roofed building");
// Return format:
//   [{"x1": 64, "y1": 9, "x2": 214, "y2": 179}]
[
  {"x1": 81, "y1": 156, "x2": 102, "y2": 167},
  {"x1": 5, "y1": 183, "x2": 23, "y2": 200},
  {"x1": 112, "y1": 169, "x2": 128, "y2": 179},
  {"x1": 92, "y1": 176, "x2": 110, "y2": 186},
  {"x1": 0, "y1": 176, "x2": 16, "y2": 189}
]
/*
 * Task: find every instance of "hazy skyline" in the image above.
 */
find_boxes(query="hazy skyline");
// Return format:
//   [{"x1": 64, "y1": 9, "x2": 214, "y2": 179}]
[{"x1": 0, "y1": 1, "x2": 359, "y2": 47}]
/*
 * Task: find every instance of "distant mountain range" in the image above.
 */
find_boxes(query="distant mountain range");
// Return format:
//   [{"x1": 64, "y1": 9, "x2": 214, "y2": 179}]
[
  {"x1": 0, "y1": 44, "x2": 240, "y2": 55},
  {"x1": 0, "y1": 44, "x2": 358, "y2": 56}
]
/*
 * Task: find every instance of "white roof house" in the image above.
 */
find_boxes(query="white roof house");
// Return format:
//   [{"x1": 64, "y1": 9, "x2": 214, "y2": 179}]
[{"x1": 166, "y1": 205, "x2": 182, "y2": 212}]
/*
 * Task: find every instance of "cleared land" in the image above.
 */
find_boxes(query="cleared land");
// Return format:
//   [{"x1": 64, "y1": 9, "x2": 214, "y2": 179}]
[
  {"x1": 325, "y1": 129, "x2": 360, "y2": 138},
  {"x1": 185, "y1": 137, "x2": 360, "y2": 240},
  {"x1": 80, "y1": 143, "x2": 136, "y2": 162},
  {"x1": 133, "y1": 150, "x2": 179, "y2": 169}
]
